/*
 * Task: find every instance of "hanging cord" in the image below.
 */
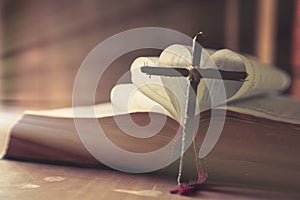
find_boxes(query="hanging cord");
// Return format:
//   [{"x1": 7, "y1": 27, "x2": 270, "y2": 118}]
[{"x1": 170, "y1": 66, "x2": 208, "y2": 196}]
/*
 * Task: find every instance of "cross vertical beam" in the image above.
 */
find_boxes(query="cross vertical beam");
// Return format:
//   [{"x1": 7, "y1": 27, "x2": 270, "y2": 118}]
[{"x1": 177, "y1": 32, "x2": 205, "y2": 185}]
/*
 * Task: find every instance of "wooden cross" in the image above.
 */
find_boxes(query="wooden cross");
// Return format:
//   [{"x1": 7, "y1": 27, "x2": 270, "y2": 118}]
[{"x1": 140, "y1": 32, "x2": 248, "y2": 189}]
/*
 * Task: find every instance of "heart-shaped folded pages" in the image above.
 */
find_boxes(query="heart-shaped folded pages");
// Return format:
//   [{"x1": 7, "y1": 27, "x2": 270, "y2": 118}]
[{"x1": 130, "y1": 45, "x2": 229, "y2": 123}]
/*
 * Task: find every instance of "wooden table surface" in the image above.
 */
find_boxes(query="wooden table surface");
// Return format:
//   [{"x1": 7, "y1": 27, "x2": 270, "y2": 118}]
[{"x1": 0, "y1": 159, "x2": 299, "y2": 200}]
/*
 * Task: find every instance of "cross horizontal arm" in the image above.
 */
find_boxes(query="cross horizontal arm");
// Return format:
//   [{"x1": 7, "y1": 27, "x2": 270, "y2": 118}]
[
  {"x1": 141, "y1": 66, "x2": 190, "y2": 77},
  {"x1": 141, "y1": 66, "x2": 248, "y2": 81}
]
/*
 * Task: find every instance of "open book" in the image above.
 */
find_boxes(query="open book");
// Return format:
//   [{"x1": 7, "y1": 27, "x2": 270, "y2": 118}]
[{"x1": 3, "y1": 44, "x2": 300, "y2": 191}]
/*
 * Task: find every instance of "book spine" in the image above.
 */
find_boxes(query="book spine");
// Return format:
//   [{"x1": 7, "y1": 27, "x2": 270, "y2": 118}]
[{"x1": 292, "y1": 0, "x2": 300, "y2": 98}]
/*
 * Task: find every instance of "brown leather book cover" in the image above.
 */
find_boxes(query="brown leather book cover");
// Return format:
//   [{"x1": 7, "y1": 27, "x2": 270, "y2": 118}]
[{"x1": 4, "y1": 109, "x2": 300, "y2": 192}]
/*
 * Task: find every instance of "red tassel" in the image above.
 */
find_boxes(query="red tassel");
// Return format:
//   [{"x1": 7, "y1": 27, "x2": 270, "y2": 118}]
[
  {"x1": 170, "y1": 182, "x2": 205, "y2": 196},
  {"x1": 170, "y1": 133, "x2": 208, "y2": 196},
  {"x1": 170, "y1": 184, "x2": 195, "y2": 196}
]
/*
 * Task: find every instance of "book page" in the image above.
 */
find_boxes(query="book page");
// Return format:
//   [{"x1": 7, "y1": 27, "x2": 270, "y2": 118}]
[
  {"x1": 227, "y1": 95, "x2": 300, "y2": 125},
  {"x1": 226, "y1": 53, "x2": 290, "y2": 101},
  {"x1": 25, "y1": 86, "x2": 171, "y2": 120},
  {"x1": 130, "y1": 57, "x2": 180, "y2": 120},
  {"x1": 24, "y1": 102, "x2": 116, "y2": 118},
  {"x1": 110, "y1": 84, "x2": 172, "y2": 118}
]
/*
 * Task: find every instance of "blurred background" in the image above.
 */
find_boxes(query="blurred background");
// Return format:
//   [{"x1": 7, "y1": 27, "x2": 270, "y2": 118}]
[{"x1": 0, "y1": 0, "x2": 299, "y2": 109}]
